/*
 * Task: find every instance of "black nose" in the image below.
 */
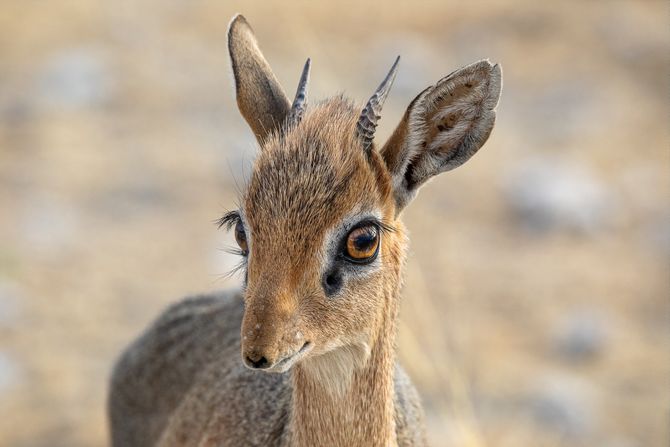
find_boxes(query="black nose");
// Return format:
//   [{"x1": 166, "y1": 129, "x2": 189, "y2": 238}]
[{"x1": 246, "y1": 353, "x2": 269, "y2": 369}]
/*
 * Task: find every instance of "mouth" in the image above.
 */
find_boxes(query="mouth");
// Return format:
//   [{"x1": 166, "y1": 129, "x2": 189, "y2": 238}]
[{"x1": 267, "y1": 342, "x2": 313, "y2": 373}]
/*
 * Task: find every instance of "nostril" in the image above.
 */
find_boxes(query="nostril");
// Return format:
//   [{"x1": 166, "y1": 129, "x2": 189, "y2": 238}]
[
  {"x1": 255, "y1": 356, "x2": 269, "y2": 368},
  {"x1": 246, "y1": 355, "x2": 269, "y2": 369}
]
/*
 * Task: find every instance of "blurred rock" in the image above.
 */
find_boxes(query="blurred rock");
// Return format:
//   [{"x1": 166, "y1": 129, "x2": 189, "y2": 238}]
[
  {"x1": 37, "y1": 47, "x2": 113, "y2": 110},
  {"x1": 504, "y1": 157, "x2": 613, "y2": 234},
  {"x1": 529, "y1": 375, "x2": 597, "y2": 439},
  {"x1": 553, "y1": 310, "x2": 609, "y2": 362}
]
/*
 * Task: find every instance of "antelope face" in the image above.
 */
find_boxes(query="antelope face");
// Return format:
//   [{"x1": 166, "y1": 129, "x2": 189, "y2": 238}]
[
  {"x1": 229, "y1": 99, "x2": 400, "y2": 372},
  {"x1": 226, "y1": 15, "x2": 501, "y2": 373}
]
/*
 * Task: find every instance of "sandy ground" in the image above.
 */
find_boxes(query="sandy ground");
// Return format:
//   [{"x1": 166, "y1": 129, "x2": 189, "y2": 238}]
[{"x1": 0, "y1": 1, "x2": 668, "y2": 446}]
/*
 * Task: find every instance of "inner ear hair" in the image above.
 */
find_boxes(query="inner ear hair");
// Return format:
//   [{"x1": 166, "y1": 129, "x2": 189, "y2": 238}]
[{"x1": 381, "y1": 60, "x2": 502, "y2": 212}]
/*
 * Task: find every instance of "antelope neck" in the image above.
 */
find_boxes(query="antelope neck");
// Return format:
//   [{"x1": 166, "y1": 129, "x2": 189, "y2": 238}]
[{"x1": 288, "y1": 288, "x2": 400, "y2": 446}]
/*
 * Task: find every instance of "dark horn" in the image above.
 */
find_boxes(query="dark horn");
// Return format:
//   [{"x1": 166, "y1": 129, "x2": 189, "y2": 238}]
[
  {"x1": 287, "y1": 58, "x2": 311, "y2": 126},
  {"x1": 356, "y1": 56, "x2": 400, "y2": 153}
]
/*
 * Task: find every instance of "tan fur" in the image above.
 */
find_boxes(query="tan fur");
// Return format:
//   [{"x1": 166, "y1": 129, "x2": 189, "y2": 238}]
[
  {"x1": 108, "y1": 14, "x2": 502, "y2": 447},
  {"x1": 228, "y1": 15, "x2": 291, "y2": 145}
]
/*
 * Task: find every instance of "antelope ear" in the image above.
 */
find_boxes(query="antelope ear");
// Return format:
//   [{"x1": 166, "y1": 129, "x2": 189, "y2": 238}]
[
  {"x1": 380, "y1": 60, "x2": 502, "y2": 213},
  {"x1": 228, "y1": 14, "x2": 291, "y2": 145}
]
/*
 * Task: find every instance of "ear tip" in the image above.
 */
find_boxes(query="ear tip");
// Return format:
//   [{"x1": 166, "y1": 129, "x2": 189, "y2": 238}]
[
  {"x1": 490, "y1": 61, "x2": 502, "y2": 77},
  {"x1": 228, "y1": 14, "x2": 252, "y2": 39},
  {"x1": 229, "y1": 13, "x2": 247, "y2": 26},
  {"x1": 473, "y1": 59, "x2": 497, "y2": 71},
  {"x1": 471, "y1": 59, "x2": 503, "y2": 105},
  {"x1": 489, "y1": 62, "x2": 502, "y2": 85}
]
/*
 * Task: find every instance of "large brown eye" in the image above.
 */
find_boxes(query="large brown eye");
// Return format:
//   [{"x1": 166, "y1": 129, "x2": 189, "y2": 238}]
[
  {"x1": 234, "y1": 220, "x2": 248, "y2": 254},
  {"x1": 345, "y1": 225, "x2": 379, "y2": 262}
]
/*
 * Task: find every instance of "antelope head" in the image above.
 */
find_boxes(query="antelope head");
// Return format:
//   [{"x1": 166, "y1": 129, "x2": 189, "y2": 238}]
[{"x1": 223, "y1": 15, "x2": 501, "y2": 374}]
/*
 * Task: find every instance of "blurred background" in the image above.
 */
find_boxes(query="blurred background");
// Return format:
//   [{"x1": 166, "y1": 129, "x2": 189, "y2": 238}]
[{"x1": 0, "y1": 1, "x2": 668, "y2": 446}]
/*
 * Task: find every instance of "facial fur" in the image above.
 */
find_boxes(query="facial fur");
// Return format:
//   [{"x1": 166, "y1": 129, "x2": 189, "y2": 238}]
[{"x1": 231, "y1": 97, "x2": 406, "y2": 375}]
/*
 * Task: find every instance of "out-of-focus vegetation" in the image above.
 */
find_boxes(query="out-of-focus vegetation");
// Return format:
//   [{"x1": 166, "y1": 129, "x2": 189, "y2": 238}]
[{"x1": 0, "y1": 1, "x2": 667, "y2": 446}]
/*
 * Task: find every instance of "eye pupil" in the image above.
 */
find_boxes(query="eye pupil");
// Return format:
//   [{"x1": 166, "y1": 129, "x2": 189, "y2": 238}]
[
  {"x1": 354, "y1": 236, "x2": 375, "y2": 252},
  {"x1": 354, "y1": 233, "x2": 375, "y2": 250}
]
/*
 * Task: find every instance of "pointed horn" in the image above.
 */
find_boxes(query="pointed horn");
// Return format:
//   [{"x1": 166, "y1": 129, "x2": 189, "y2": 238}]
[
  {"x1": 287, "y1": 58, "x2": 311, "y2": 126},
  {"x1": 357, "y1": 56, "x2": 400, "y2": 153}
]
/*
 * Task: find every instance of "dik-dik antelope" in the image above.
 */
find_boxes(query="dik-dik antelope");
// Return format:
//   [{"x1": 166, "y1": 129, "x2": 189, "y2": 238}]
[{"x1": 108, "y1": 14, "x2": 502, "y2": 447}]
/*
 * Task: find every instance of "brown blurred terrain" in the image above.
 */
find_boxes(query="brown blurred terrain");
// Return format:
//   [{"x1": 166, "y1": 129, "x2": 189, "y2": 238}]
[{"x1": 0, "y1": 1, "x2": 668, "y2": 446}]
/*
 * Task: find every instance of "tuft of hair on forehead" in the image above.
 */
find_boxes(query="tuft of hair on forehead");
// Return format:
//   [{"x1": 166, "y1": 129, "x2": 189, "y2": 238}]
[
  {"x1": 264, "y1": 95, "x2": 361, "y2": 157},
  {"x1": 242, "y1": 95, "x2": 393, "y2": 255}
]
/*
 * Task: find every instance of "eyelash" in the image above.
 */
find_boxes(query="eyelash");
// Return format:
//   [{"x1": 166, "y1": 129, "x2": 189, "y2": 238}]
[
  {"x1": 216, "y1": 210, "x2": 242, "y2": 231},
  {"x1": 353, "y1": 218, "x2": 394, "y2": 236}
]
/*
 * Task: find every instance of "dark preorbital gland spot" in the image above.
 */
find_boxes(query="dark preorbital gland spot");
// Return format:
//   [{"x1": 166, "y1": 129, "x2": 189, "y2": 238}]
[
  {"x1": 323, "y1": 269, "x2": 343, "y2": 296},
  {"x1": 437, "y1": 124, "x2": 446, "y2": 131},
  {"x1": 465, "y1": 83, "x2": 472, "y2": 88}
]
